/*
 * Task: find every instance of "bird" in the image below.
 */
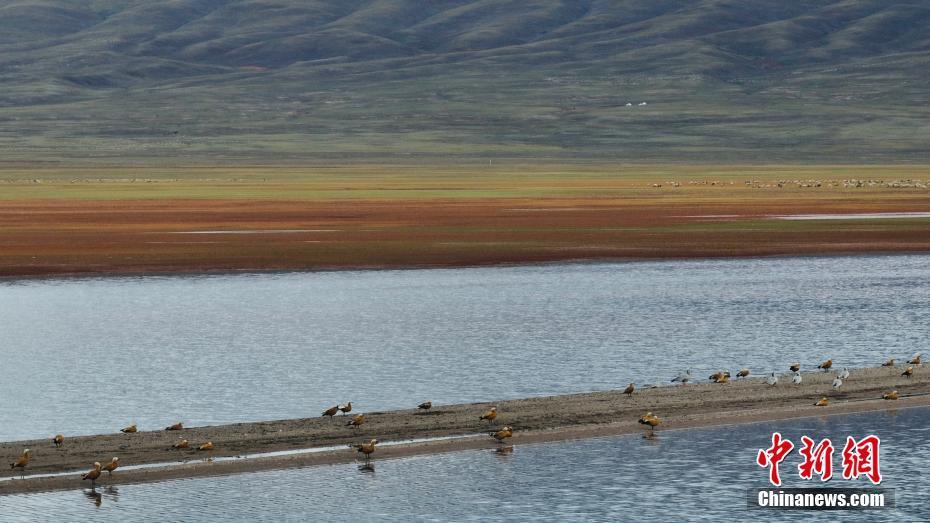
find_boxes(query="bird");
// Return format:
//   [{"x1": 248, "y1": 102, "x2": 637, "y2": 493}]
[
  {"x1": 480, "y1": 407, "x2": 498, "y2": 424},
  {"x1": 102, "y1": 457, "x2": 119, "y2": 477},
  {"x1": 902, "y1": 366, "x2": 914, "y2": 378},
  {"x1": 714, "y1": 373, "x2": 730, "y2": 384},
  {"x1": 883, "y1": 391, "x2": 899, "y2": 400},
  {"x1": 638, "y1": 412, "x2": 661, "y2": 432},
  {"x1": 789, "y1": 363, "x2": 801, "y2": 373},
  {"x1": 338, "y1": 402, "x2": 353, "y2": 416},
  {"x1": 908, "y1": 354, "x2": 921, "y2": 365},
  {"x1": 172, "y1": 439, "x2": 190, "y2": 449},
  {"x1": 815, "y1": 397, "x2": 829, "y2": 407},
  {"x1": 792, "y1": 372, "x2": 802, "y2": 385},
  {"x1": 322, "y1": 405, "x2": 339, "y2": 419},
  {"x1": 737, "y1": 369, "x2": 750, "y2": 379},
  {"x1": 352, "y1": 439, "x2": 378, "y2": 463},
  {"x1": 348, "y1": 413, "x2": 365, "y2": 429},
  {"x1": 198, "y1": 441, "x2": 214, "y2": 451},
  {"x1": 882, "y1": 358, "x2": 895, "y2": 367},
  {"x1": 490, "y1": 426, "x2": 513, "y2": 445},
  {"x1": 120, "y1": 423, "x2": 137, "y2": 434},
  {"x1": 52, "y1": 434, "x2": 64, "y2": 449},
  {"x1": 818, "y1": 359, "x2": 833, "y2": 372},
  {"x1": 9, "y1": 449, "x2": 30, "y2": 479},
  {"x1": 766, "y1": 372, "x2": 778, "y2": 386},
  {"x1": 839, "y1": 367, "x2": 850, "y2": 380},
  {"x1": 832, "y1": 376, "x2": 843, "y2": 389},
  {"x1": 709, "y1": 371, "x2": 725, "y2": 382},
  {"x1": 671, "y1": 369, "x2": 692, "y2": 385},
  {"x1": 418, "y1": 401, "x2": 432, "y2": 412},
  {"x1": 82, "y1": 462, "x2": 102, "y2": 489},
  {"x1": 165, "y1": 422, "x2": 183, "y2": 431},
  {"x1": 623, "y1": 383, "x2": 635, "y2": 396}
]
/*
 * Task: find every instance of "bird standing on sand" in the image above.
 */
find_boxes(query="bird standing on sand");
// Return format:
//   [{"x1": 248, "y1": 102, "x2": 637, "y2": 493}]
[
  {"x1": 638, "y1": 412, "x2": 661, "y2": 432},
  {"x1": 352, "y1": 439, "x2": 378, "y2": 463},
  {"x1": 322, "y1": 405, "x2": 339, "y2": 420},
  {"x1": 82, "y1": 462, "x2": 102, "y2": 489},
  {"x1": 490, "y1": 426, "x2": 513, "y2": 445},
  {"x1": 102, "y1": 457, "x2": 119, "y2": 477},
  {"x1": 737, "y1": 369, "x2": 750, "y2": 379},
  {"x1": 623, "y1": 383, "x2": 635, "y2": 396},
  {"x1": 121, "y1": 423, "x2": 137, "y2": 434},
  {"x1": 832, "y1": 377, "x2": 843, "y2": 389},
  {"x1": 883, "y1": 391, "x2": 899, "y2": 400},
  {"x1": 882, "y1": 358, "x2": 895, "y2": 367},
  {"x1": 418, "y1": 401, "x2": 432, "y2": 412},
  {"x1": 338, "y1": 402, "x2": 353, "y2": 416},
  {"x1": 165, "y1": 422, "x2": 183, "y2": 431},
  {"x1": 9, "y1": 449, "x2": 30, "y2": 479},
  {"x1": 480, "y1": 407, "x2": 498, "y2": 425},
  {"x1": 172, "y1": 439, "x2": 190, "y2": 449},
  {"x1": 766, "y1": 372, "x2": 778, "y2": 386},
  {"x1": 672, "y1": 370, "x2": 692, "y2": 385},
  {"x1": 792, "y1": 372, "x2": 802, "y2": 385},
  {"x1": 838, "y1": 368, "x2": 850, "y2": 380},
  {"x1": 815, "y1": 398, "x2": 829, "y2": 407},
  {"x1": 818, "y1": 359, "x2": 833, "y2": 372},
  {"x1": 790, "y1": 363, "x2": 801, "y2": 373},
  {"x1": 714, "y1": 373, "x2": 730, "y2": 384},
  {"x1": 52, "y1": 434, "x2": 64, "y2": 448},
  {"x1": 902, "y1": 366, "x2": 914, "y2": 378},
  {"x1": 198, "y1": 441, "x2": 214, "y2": 451},
  {"x1": 908, "y1": 354, "x2": 921, "y2": 365},
  {"x1": 348, "y1": 413, "x2": 365, "y2": 429}
]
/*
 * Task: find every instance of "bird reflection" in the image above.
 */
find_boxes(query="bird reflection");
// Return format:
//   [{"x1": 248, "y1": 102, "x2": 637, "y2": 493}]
[
  {"x1": 495, "y1": 445, "x2": 514, "y2": 457},
  {"x1": 357, "y1": 463, "x2": 375, "y2": 473},
  {"x1": 84, "y1": 490, "x2": 102, "y2": 508},
  {"x1": 104, "y1": 486, "x2": 120, "y2": 501}
]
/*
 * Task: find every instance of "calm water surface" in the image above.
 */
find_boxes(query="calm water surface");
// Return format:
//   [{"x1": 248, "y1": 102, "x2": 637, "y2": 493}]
[
  {"x1": 0, "y1": 255, "x2": 927, "y2": 441},
  {"x1": 0, "y1": 407, "x2": 924, "y2": 521}
]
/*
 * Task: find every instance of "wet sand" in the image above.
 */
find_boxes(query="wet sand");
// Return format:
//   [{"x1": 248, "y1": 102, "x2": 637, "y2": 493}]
[{"x1": 2, "y1": 366, "x2": 927, "y2": 495}]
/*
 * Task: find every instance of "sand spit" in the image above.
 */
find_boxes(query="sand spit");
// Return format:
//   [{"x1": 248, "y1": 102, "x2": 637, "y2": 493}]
[{"x1": 2, "y1": 366, "x2": 927, "y2": 495}]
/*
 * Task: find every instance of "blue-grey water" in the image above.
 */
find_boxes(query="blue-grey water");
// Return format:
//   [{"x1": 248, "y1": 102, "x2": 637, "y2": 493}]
[
  {"x1": 0, "y1": 407, "x2": 924, "y2": 521},
  {"x1": 1, "y1": 254, "x2": 928, "y2": 442}
]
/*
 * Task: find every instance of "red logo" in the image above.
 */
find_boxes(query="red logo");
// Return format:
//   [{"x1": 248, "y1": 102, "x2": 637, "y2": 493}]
[
  {"x1": 798, "y1": 436, "x2": 834, "y2": 481},
  {"x1": 841, "y1": 435, "x2": 882, "y2": 485},
  {"x1": 758, "y1": 434, "x2": 881, "y2": 486},
  {"x1": 757, "y1": 432, "x2": 795, "y2": 486}
]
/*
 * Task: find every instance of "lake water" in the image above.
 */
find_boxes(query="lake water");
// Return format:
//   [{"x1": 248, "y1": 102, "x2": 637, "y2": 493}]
[
  {"x1": 1, "y1": 254, "x2": 928, "y2": 442},
  {"x1": 1, "y1": 406, "x2": 924, "y2": 521}
]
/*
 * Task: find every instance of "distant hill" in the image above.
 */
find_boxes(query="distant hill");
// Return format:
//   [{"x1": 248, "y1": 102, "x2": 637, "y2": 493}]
[{"x1": 1, "y1": 0, "x2": 929, "y2": 164}]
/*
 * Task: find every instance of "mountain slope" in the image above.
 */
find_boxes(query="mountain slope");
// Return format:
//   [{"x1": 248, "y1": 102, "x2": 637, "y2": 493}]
[{"x1": 1, "y1": 0, "x2": 929, "y2": 163}]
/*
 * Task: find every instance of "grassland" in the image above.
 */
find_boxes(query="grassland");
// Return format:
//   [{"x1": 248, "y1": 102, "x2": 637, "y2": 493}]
[{"x1": 1, "y1": 164, "x2": 929, "y2": 278}]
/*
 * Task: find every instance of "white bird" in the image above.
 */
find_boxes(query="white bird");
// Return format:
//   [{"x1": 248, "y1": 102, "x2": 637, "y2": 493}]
[
  {"x1": 792, "y1": 372, "x2": 802, "y2": 385},
  {"x1": 839, "y1": 368, "x2": 850, "y2": 380},
  {"x1": 671, "y1": 369, "x2": 692, "y2": 384},
  {"x1": 766, "y1": 372, "x2": 778, "y2": 386},
  {"x1": 832, "y1": 377, "x2": 843, "y2": 389}
]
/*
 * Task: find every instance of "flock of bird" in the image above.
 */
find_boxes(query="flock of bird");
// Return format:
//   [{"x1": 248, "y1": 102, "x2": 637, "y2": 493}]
[
  {"x1": 323, "y1": 401, "x2": 510, "y2": 465},
  {"x1": 8, "y1": 420, "x2": 216, "y2": 488},
  {"x1": 10, "y1": 353, "x2": 921, "y2": 485},
  {"x1": 635, "y1": 353, "x2": 921, "y2": 436},
  {"x1": 9, "y1": 398, "x2": 511, "y2": 487}
]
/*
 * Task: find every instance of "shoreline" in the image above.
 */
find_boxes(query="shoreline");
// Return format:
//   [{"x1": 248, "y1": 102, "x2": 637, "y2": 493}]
[
  {"x1": 3, "y1": 366, "x2": 928, "y2": 495},
  {"x1": 4, "y1": 249, "x2": 930, "y2": 283}
]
